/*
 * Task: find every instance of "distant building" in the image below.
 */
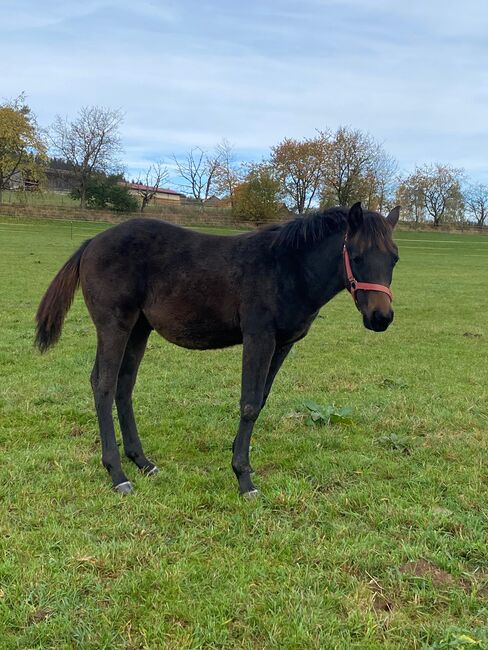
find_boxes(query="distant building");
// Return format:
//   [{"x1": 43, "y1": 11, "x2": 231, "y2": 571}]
[
  {"x1": 45, "y1": 168, "x2": 77, "y2": 192},
  {"x1": 204, "y1": 195, "x2": 232, "y2": 207},
  {"x1": 121, "y1": 182, "x2": 185, "y2": 204},
  {"x1": 5, "y1": 170, "x2": 43, "y2": 192}
]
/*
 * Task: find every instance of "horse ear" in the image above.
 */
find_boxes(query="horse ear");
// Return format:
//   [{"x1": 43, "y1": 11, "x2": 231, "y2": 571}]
[
  {"x1": 386, "y1": 206, "x2": 400, "y2": 229},
  {"x1": 348, "y1": 202, "x2": 363, "y2": 233}
]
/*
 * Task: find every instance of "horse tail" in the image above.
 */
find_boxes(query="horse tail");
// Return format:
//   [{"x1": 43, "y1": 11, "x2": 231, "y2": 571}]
[{"x1": 35, "y1": 239, "x2": 92, "y2": 352}]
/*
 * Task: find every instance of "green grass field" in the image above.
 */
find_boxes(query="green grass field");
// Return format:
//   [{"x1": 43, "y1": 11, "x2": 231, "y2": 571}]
[
  {"x1": 1, "y1": 217, "x2": 487, "y2": 649},
  {"x1": 1, "y1": 191, "x2": 80, "y2": 207}
]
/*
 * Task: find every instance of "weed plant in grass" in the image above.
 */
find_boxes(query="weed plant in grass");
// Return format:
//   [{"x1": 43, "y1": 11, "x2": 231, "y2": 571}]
[{"x1": 0, "y1": 217, "x2": 487, "y2": 648}]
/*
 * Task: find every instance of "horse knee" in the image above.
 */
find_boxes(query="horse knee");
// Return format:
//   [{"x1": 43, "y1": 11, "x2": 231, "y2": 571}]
[{"x1": 241, "y1": 402, "x2": 261, "y2": 422}]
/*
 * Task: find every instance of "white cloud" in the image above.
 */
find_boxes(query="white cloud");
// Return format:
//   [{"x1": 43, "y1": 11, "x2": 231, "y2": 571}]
[{"x1": 2, "y1": 0, "x2": 488, "y2": 181}]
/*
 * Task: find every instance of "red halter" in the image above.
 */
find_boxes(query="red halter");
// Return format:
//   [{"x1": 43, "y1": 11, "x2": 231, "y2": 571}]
[{"x1": 342, "y1": 236, "x2": 393, "y2": 305}]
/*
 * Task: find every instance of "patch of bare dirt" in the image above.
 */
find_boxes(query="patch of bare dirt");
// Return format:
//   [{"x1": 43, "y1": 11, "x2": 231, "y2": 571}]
[
  {"x1": 371, "y1": 591, "x2": 394, "y2": 613},
  {"x1": 367, "y1": 574, "x2": 395, "y2": 614},
  {"x1": 399, "y1": 559, "x2": 468, "y2": 590},
  {"x1": 256, "y1": 462, "x2": 278, "y2": 477},
  {"x1": 28, "y1": 607, "x2": 53, "y2": 624}
]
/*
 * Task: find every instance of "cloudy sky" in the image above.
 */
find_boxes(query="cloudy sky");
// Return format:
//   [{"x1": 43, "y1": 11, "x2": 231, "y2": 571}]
[{"x1": 3, "y1": 0, "x2": 488, "y2": 184}]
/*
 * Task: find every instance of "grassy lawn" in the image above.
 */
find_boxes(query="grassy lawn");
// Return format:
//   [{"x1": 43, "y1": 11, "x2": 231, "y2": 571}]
[
  {"x1": 1, "y1": 191, "x2": 80, "y2": 208},
  {"x1": 0, "y1": 218, "x2": 487, "y2": 649}
]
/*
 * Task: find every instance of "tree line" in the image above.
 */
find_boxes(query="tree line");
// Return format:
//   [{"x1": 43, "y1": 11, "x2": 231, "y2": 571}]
[{"x1": 1, "y1": 95, "x2": 487, "y2": 226}]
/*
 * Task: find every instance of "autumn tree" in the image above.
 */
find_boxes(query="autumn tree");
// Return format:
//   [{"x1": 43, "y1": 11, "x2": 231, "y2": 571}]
[
  {"x1": 395, "y1": 171, "x2": 427, "y2": 224},
  {"x1": 232, "y1": 165, "x2": 281, "y2": 225},
  {"x1": 423, "y1": 165, "x2": 464, "y2": 225},
  {"x1": 464, "y1": 183, "x2": 488, "y2": 227},
  {"x1": 49, "y1": 106, "x2": 123, "y2": 208},
  {"x1": 172, "y1": 147, "x2": 221, "y2": 205},
  {"x1": 409, "y1": 164, "x2": 464, "y2": 226},
  {"x1": 320, "y1": 126, "x2": 392, "y2": 208},
  {"x1": 0, "y1": 94, "x2": 46, "y2": 203},
  {"x1": 134, "y1": 161, "x2": 169, "y2": 212},
  {"x1": 270, "y1": 134, "x2": 328, "y2": 214}
]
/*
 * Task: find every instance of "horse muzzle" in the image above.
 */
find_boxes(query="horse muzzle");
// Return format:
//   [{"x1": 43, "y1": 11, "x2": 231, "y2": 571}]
[{"x1": 363, "y1": 309, "x2": 394, "y2": 332}]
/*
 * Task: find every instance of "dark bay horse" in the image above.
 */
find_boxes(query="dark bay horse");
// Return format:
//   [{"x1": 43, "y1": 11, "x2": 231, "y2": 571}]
[{"x1": 35, "y1": 202, "x2": 400, "y2": 496}]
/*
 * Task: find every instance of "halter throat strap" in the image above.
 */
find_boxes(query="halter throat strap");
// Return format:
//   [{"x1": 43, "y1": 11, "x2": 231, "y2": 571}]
[{"x1": 342, "y1": 235, "x2": 393, "y2": 304}]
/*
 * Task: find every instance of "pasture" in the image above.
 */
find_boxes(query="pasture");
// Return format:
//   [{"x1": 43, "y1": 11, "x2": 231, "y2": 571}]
[{"x1": 0, "y1": 217, "x2": 487, "y2": 649}]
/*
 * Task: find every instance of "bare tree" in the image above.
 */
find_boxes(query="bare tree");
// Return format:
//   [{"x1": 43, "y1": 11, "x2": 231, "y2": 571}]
[
  {"x1": 49, "y1": 106, "x2": 123, "y2": 208},
  {"x1": 213, "y1": 138, "x2": 244, "y2": 208},
  {"x1": 172, "y1": 147, "x2": 221, "y2": 205},
  {"x1": 369, "y1": 151, "x2": 399, "y2": 212},
  {"x1": 134, "y1": 161, "x2": 169, "y2": 212},
  {"x1": 270, "y1": 134, "x2": 328, "y2": 214},
  {"x1": 464, "y1": 183, "x2": 488, "y2": 227}
]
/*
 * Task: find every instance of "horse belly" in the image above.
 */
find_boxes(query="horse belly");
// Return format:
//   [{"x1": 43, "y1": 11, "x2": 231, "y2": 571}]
[{"x1": 144, "y1": 298, "x2": 242, "y2": 350}]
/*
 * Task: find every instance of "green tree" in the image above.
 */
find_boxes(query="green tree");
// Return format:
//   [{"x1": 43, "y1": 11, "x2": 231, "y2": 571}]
[
  {"x1": 72, "y1": 174, "x2": 138, "y2": 212},
  {"x1": 232, "y1": 165, "x2": 281, "y2": 225},
  {"x1": 0, "y1": 94, "x2": 47, "y2": 203}
]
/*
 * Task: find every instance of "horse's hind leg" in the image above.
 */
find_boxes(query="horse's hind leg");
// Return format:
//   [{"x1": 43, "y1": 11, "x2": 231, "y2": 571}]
[
  {"x1": 115, "y1": 315, "x2": 158, "y2": 475},
  {"x1": 91, "y1": 322, "x2": 135, "y2": 494}
]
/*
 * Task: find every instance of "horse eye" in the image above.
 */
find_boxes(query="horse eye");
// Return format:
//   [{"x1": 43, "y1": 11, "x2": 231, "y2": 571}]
[
  {"x1": 392, "y1": 255, "x2": 399, "y2": 265},
  {"x1": 352, "y1": 255, "x2": 362, "y2": 264}
]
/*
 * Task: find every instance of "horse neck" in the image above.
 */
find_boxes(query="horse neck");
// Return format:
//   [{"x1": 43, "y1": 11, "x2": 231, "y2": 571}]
[{"x1": 300, "y1": 232, "x2": 346, "y2": 309}]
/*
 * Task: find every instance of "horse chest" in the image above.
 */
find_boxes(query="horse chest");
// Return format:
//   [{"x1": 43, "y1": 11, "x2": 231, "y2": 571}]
[{"x1": 275, "y1": 311, "x2": 318, "y2": 345}]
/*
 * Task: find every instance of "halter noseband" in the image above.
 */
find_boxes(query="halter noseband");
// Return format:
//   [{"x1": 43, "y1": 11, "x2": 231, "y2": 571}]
[{"x1": 342, "y1": 234, "x2": 393, "y2": 306}]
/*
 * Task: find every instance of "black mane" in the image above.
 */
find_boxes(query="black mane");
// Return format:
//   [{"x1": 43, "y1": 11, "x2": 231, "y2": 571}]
[
  {"x1": 270, "y1": 207, "x2": 348, "y2": 250},
  {"x1": 270, "y1": 206, "x2": 396, "y2": 253}
]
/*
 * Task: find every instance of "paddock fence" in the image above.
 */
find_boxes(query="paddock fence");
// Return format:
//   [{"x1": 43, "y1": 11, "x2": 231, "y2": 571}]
[{"x1": 1, "y1": 201, "x2": 487, "y2": 235}]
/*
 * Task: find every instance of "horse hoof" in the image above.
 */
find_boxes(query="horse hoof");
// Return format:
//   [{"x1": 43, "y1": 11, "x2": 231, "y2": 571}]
[
  {"x1": 145, "y1": 465, "x2": 159, "y2": 477},
  {"x1": 242, "y1": 489, "x2": 259, "y2": 499},
  {"x1": 114, "y1": 481, "x2": 134, "y2": 495}
]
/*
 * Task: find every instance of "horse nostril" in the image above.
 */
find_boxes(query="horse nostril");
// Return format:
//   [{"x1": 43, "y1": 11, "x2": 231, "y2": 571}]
[{"x1": 372, "y1": 310, "x2": 393, "y2": 330}]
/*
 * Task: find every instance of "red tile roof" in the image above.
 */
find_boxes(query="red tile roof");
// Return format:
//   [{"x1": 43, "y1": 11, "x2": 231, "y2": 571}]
[{"x1": 121, "y1": 182, "x2": 184, "y2": 196}]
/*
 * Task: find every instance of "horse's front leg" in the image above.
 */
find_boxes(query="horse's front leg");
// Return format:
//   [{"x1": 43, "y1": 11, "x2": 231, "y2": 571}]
[{"x1": 232, "y1": 332, "x2": 276, "y2": 497}]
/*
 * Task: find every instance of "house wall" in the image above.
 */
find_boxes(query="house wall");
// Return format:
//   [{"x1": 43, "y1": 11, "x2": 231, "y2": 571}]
[{"x1": 127, "y1": 189, "x2": 182, "y2": 204}]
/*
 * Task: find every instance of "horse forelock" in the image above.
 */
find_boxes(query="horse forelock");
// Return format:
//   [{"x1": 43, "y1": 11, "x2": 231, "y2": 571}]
[{"x1": 355, "y1": 212, "x2": 397, "y2": 254}]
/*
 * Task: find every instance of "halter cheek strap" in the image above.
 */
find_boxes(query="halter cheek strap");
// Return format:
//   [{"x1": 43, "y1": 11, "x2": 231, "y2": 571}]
[{"x1": 342, "y1": 239, "x2": 393, "y2": 305}]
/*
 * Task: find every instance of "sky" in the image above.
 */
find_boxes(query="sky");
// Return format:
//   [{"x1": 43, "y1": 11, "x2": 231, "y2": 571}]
[{"x1": 3, "y1": 0, "x2": 488, "y2": 186}]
